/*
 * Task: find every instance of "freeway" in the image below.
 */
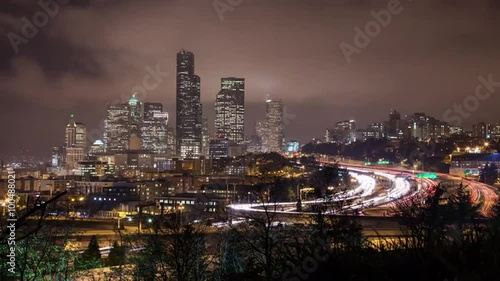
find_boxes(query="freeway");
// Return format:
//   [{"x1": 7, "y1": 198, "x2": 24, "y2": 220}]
[
  {"x1": 438, "y1": 173, "x2": 498, "y2": 216},
  {"x1": 339, "y1": 161, "x2": 499, "y2": 217},
  {"x1": 228, "y1": 167, "x2": 418, "y2": 218},
  {"x1": 229, "y1": 162, "x2": 499, "y2": 223}
]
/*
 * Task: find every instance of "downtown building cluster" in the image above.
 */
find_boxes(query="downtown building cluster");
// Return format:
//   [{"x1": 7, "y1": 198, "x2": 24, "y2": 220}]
[
  {"x1": 323, "y1": 109, "x2": 500, "y2": 145},
  {"x1": 50, "y1": 50, "x2": 288, "y2": 177}
]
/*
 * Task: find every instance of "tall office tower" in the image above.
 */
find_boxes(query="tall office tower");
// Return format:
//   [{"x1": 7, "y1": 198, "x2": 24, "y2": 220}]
[
  {"x1": 209, "y1": 137, "x2": 230, "y2": 172},
  {"x1": 491, "y1": 124, "x2": 500, "y2": 139},
  {"x1": 371, "y1": 122, "x2": 385, "y2": 138},
  {"x1": 128, "y1": 94, "x2": 142, "y2": 148},
  {"x1": 330, "y1": 120, "x2": 356, "y2": 144},
  {"x1": 265, "y1": 97, "x2": 284, "y2": 153},
  {"x1": 65, "y1": 115, "x2": 76, "y2": 147},
  {"x1": 215, "y1": 77, "x2": 245, "y2": 143},
  {"x1": 75, "y1": 123, "x2": 87, "y2": 148},
  {"x1": 176, "y1": 49, "x2": 202, "y2": 158},
  {"x1": 449, "y1": 126, "x2": 464, "y2": 136},
  {"x1": 104, "y1": 104, "x2": 130, "y2": 152},
  {"x1": 65, "y1": 115, "x2": 87, "y2": 170},
  {"x1": 65, "y1": 114, "x2": 87, "y2": 149},
  {"x1": 141, "y1": 102, "x2": 169, "y2": 154},
  {"x1": 201, "y1": 117, "x2": 210, "y2": 157}
]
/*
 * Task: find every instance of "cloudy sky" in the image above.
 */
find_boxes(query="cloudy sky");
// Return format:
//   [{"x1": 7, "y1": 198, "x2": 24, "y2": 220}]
[{"x1": 1, "y1": 0, "x2": 500, "y2": 160}]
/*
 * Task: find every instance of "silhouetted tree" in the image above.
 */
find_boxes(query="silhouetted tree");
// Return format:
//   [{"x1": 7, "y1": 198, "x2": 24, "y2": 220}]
[
  {"x1": 76, "y1": 235, "x2": 102, "y2": 270},
  {"x1": 310, "y1": 165, "x2": 342, "y2": 197},
  {"x1": 106, "y1": 241, "x2": 125, "y2": 267}
]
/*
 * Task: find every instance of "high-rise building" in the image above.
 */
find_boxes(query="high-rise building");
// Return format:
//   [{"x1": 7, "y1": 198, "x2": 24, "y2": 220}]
[
  {"x1": 52, "y1": 146, "x2": 65, "y2": 168},
  {"x1": 65, "y1": 114, "x2": 87, "y2": 149},
  {"x1": 472, "y1": 122, "x2": 491, "y2": 139},
  {"x1": 176, "y1": 49, "x2": 202, "y2": 158},
  {"x1": 65, "y1": 115, "x2": 77, "y2": 147},
  {"x1": 215, "y1": 77, "x2": 245, "y2": 143},
  {"x1": 491, "y1": 124, "x2": 500, "y2": 140},
  {"x1": 128, "y1": 94, "x2": 142, "y2": 147},
  {"x1": 264, "y1": 97, "x2": 284, "y2": 153},
  {"x1": 326, "y1": 120, "x2": 356, "y2": 144},
  {"x1": 361, "y1": 123, "x2": 385, "y2": 141},
  {"x1": 64, "y1": 115, "x2": 87, "y2": 170},
  {"x1": 386, "y1": 109, "x2": 404, "y2": 139},
  {"x1": 65, "y1": 147, "x2": 86, "y2": 171},
  {"x1": 209, "y1": 137, "x2": 230, "y2": 172},
  {"x1": 104, "y1": 104, "x2": 130, "y2": 152},
  {"x1": 369, "y1": 122, "x2": 385, "y2": 139},
  {"x1": 141, "y1": 102, "x2": 169, "y2": 154},
  {"x1": 405, "y1": 113, "x2": 449, "y2": 140}
]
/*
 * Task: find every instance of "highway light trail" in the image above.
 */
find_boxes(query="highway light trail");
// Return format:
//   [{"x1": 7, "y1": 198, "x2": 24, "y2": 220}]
[{"x1": 229, "y1": 167, "x2": 416, "y2": 216}]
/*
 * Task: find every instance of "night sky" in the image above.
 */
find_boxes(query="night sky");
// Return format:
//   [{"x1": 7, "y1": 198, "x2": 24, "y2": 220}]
[{"x1": 1, "y1": 0, "x2": 500, "y2": 160}]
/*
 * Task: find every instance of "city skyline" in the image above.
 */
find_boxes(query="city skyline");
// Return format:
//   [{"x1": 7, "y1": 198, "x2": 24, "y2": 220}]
[
  {"x1": 2, "y1": 2, "x2": 500, "y2": 280},
  {"x1": 1, "y1": 0, "x2": 500, "y2": 159}
]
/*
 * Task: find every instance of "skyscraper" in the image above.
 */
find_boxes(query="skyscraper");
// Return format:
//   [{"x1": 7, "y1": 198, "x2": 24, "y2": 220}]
[
  {"x1": 65, "y1": 114, "x2": 87, "y2": 149},
  {"x1": 141, "y1": 102, "x2": 169, "y2": 154},
  {"x1": 386, "y1": 109, "x2": 404, "y2": 139},
  {"x1": 264, "y1": 97, "x2": 284, "y2": 153},
  {"x1": 326, "y1": 120, "x2": 356, "y2": 144},
  {"x1": 215, "y1": 77, "x2": 245, "y2": 143},
  {"x1": 65, "y1": 115, "x2": 87, "y2": 170},
  {"x1": 209, "y1": 136, "x2": 230, "y2": 172},
  {"x1": 128, "y1": 94, "x2": 142, "y2": 149},
  {"x1": 104, "y1": 104, "x2": 130, "y2": 152},
  {"x1": 176, "y1": 49, "x2": 202, "y2": 158}
]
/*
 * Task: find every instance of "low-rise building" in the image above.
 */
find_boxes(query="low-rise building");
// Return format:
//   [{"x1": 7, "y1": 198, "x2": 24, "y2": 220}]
[{"x1": 450, "y1": 153, "x2": 500, "y2": 178}]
